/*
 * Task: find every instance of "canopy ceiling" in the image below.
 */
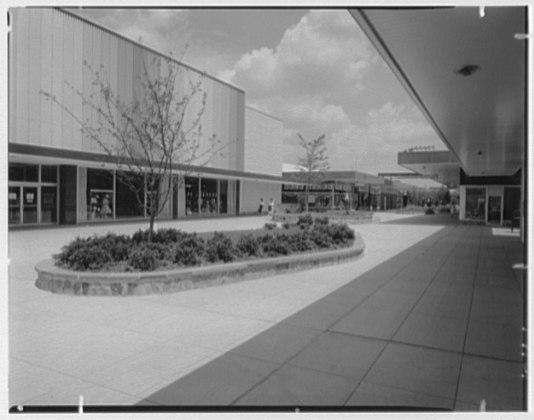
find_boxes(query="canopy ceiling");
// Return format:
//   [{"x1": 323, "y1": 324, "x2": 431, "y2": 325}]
[{"x1": 350, "y1": 7, "x2": 526, "y2": 178}]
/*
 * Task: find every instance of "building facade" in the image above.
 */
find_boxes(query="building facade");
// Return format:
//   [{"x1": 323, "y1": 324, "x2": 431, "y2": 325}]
[
  {"x1": 281, "y1": 170, "x2": 428, "y2": 213},
  {"x1": 8, "y1": 8, "x2": 283, "y2": 227}
]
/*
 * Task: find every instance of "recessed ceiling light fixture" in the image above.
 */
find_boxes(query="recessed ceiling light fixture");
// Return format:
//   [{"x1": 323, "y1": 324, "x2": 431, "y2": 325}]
[{"x1": 455, "y1": 65, "x2": 480, "y2": 76}]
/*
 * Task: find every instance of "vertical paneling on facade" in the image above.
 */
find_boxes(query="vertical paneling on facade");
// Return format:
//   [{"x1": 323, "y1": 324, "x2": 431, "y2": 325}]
[
  {"x1": 244, "y1": 108, "x2": 283, "y2": 176},
  {"x1": 40, "y1": 10, "x2": 53, "y2": 147},
  {"x1": 51, "y1": 9, "x2": 64, "y2": 148},
  {"x1": 11, "y1": 8, "x2": 245, "y2": 173},
  {"x1": 61, "y1": 12, "x2": 74, "y2": 150},
  {"x1": 236, "y1": 92, "x2": 246, "y2": 171},
  {"x1": 71, "y1": 13, "x2": 84, "y2": 149},
  {"x1": 26, "y1": 9, "x2": 40, "y2": 145}
]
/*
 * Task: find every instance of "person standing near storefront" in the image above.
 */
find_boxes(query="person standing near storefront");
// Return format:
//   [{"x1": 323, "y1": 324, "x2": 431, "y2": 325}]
[{"x1": 258, "y1": 197, "x2": 264, "y2": 214}]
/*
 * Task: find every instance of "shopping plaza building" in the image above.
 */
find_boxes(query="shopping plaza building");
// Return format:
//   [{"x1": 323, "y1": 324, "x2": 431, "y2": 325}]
[
  {"x1": 8, "y1": 8, "x2": 284, "y2": 227},
  {"x1": 8, "y1": 7, "x2": 527, "y2": 230}
]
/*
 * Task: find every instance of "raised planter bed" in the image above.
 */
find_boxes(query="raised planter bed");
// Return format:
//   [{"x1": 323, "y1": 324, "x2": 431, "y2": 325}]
[{"x1": 35, "y1": 236, "x2": 365, "y2": 296}]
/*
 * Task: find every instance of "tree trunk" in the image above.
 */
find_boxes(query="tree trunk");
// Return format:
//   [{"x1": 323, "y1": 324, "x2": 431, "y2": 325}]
[
  {"x1": 305, "y1": 184, "x2": 309, "y2": 213},
  {"x1": 148, "y1": 213, "x2": 155, "y2": 243}
]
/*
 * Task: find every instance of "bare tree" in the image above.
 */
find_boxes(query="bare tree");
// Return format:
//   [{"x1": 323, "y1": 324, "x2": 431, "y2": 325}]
[
  {"x1": 297, "y1": 133, "x2": 330, "y2": 213},
  {"x1": 42, "y1": 55, "x2": 225, "y2": 241}
]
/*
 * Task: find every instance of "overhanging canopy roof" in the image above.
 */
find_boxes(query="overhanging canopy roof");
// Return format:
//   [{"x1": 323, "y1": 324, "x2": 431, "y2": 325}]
[
  {"x1": 350, "y1": 7, "x2": 526, "y2": 178},
  {"x1": 397, "y1": 150, "x2": 460, "y2": 187}
]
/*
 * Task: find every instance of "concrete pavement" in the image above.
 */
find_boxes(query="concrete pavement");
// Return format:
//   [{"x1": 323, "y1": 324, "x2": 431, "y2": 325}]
[{"x1": 7, "y1": 213, "x2": 526, "y2": 411}]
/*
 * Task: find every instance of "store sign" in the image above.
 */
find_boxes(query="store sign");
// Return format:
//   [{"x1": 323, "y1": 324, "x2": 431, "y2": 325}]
[{"x1": 9, "y1": 193, "x2": 17, "y2": 200}]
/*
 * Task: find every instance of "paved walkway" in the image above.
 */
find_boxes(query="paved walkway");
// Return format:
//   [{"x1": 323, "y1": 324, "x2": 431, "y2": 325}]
[{"x1": 7, "y1": 213, "x2": 526, "y2": 411}]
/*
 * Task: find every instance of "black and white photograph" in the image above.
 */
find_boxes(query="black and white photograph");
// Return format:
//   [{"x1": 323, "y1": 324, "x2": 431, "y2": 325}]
[{"x1": 3, "y1": 1, "x2": 530, "y2": 416}]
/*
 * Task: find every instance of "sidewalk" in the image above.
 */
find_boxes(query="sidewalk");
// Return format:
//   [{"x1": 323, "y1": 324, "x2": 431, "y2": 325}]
[{"x1": 7, "y1": 213, "x2": 525, "y2": 411}]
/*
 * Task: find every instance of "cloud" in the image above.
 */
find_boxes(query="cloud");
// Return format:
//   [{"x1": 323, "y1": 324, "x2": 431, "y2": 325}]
[
  {"x1": 326, "y1": 103, "x2": 444, "y2": 173},
  {"x1": 218, "y1": 10, "x2": 377, "y2": 100}
]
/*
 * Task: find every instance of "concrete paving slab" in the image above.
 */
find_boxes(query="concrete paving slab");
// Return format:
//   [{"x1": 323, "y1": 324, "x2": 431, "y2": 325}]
[
  {"x1": 455, "y1": 355, "x2": 524, "y2": 411},
  {"x1": 330, "y1": 305, "x2": 411, "y2": 340},
  {"x1": 229, "y1": 323, "x2": 322, "y2": 364},
  {"x1": 469, "y1": 298, "x2": 523, "y2": 325},
  {"x1": 464, "y1": 320, "x2": 523, "y2": 362},
  {"x1": 280, "y1": 298, "x2": 353, "y2": 330},
  {"x1": 234, "y1": 364, "x2": 355, "y2": 406},
  {"x1": 141, "y1": 353, "x2": 280, "y2": 406},
  {"x1": 393, "y1": 312, "x2": 468, "y2": 352},
  {"x1": 411, "y1": 294, "x2": 471, "y2": 321},
  {"x1": 84, "y1": 341, "x2": 218, "y2": 396},
  {"x1": 363, "y1": 342, "x2": 462, "y2": 400},
  {"x1": 346, "y1": 381, "x2": 454, "y2": 410},
  {"x1": 24, "y1": 379, "x2": 139, "y2": 406},
  {"x1": 287, "y1": 332, "x2": 386, "y2": 380}
]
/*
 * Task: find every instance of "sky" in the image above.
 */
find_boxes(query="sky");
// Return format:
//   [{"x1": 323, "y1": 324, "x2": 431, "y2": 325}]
[{"x1": 67, "y1": 7, "x2": 446, "y2": 186}]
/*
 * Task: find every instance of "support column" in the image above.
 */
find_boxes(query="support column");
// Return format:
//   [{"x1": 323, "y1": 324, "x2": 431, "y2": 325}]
[{"x1": 59, "y1": 165, "x2": 77, "y2": 224}]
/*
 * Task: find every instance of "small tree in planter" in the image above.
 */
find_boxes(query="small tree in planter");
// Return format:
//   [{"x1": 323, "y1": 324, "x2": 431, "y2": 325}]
[
  {"x1": 297, "y1": 133, "x2": 330, "y2": 213},
  {"x1": 42, "y1": 54, "x2": 225, "y2": 242}
]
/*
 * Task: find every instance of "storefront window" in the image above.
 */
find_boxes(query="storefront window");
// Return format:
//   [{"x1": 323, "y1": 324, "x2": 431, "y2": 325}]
[
  {"x1": 116, "y1": 173, "x2": 145, "y2": 218},
  {"x1": 465, "y1": 188, "x2": 486, "y2": 221},
  {"x1": 201, "y1": 178, "x2": 218, "y2": 214},
  {"x1": 185, "y1": 177, "x2": 199, "y2": 215},
  {"x1": 9, "y1": 163, "x2": 38, "y2": 182},
  {"x1": 41, "y1": 165, "x2": 58, "y2": 183},
  {"x1": 87, "y1": 168, "x2": 114, "y2": 220}
]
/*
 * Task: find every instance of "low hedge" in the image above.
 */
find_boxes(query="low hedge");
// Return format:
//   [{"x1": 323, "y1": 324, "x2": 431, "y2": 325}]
[{"x1": 54, "y1": 217, "x2": 355, "y2": 272}]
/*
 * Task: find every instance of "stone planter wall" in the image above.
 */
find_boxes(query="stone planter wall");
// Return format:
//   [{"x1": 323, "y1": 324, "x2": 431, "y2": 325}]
[{"x1": 35, "y1": 236, "x2": 365, "y2": 297}]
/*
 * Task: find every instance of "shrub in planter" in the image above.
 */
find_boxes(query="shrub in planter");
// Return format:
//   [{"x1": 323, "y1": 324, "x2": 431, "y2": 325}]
[
  {"x1": 323, "y1": 223, "x2": 355, "y2": 246},
  {"x1": 171, "y1": 235, "x2": 205, "y2": 267},
  {"x1": 152, "y1": 228, "x2": 188, "y2": 244},
  {"x1": 308, "y1": 228, "x2": 334, "y2": 248},
  {"x1": 297, "y1": 213, "x2": 314, "y2": 229},
  {"x1": 127, "y1": 243, "x2": 163, "y2": 271},
  {"x1": 54, "y1": 236, "x2": 112, "y2": 271},
  {"x1": 282, "y1": 221, "x2": 292, "y2": 230},
  {"x1": 264, "y1": 222, "x2": 277, "y2": 230},
  {"x1": 236, "y1": 234, "x2": 262, "y2": 257},
  {"x1": 54, "y1": 236, "x2": 113, "y2": 271},
  {"x1": 131, "y1": 228, "x2": 187, "y2": 244},
  {"x1": 287, "y1": 231, "x2": 316, "y2": 252},
  {"x1": 314, "y1": 216, "x2": 329, "y2": 226},
  {"x1": 261, "y1": 234, "x2": 291, "y2": 256},
  {"x1": 205, "y1": 232, "x2": 236, "y2": 263},
  {"x1": 95, "y1": 233, "x2": 131, "y2": 262}
]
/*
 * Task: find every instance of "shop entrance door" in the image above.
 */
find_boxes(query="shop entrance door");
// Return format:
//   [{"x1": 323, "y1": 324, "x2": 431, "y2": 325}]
[
  {"x1": 9, "y1": 185, "x2": 39, "y2": 224},
  {"x1": 22, "y1": 186, "x2": 38, "y2": 224},
  {"x1": 8, "y1": 186, "x2": 21, "y2": 225}
]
